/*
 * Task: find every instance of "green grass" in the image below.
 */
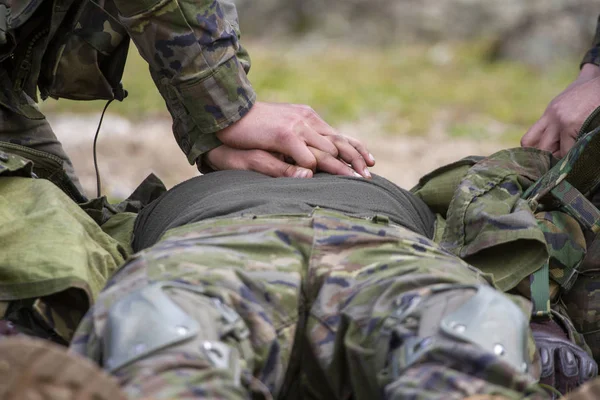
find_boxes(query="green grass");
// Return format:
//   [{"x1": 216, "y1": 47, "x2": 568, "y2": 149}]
[{"x1": 39, "y1": 40, "x2": 577, "y2": 144}]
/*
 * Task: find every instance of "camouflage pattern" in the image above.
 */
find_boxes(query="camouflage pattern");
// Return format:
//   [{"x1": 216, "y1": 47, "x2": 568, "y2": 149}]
[
  {"x1": 40, "y1": 0, "x2": 130, "y2": 101},
  {"x1": 562, "y1": 254, "x2": 600, "y2": 362},
  {"x1": 535, "y1": 211, "x2": 586, "y2": 292},
  {"x1": 0, "y1": 144, "x2": 130, "y2": 343},
  {"x1": 71, "y1": 209, "x2": 549, "y2": 400},
  {"x1": 412, "y1": 121, "x2": 600, "y2": 370},
  {"x1": 581, "y1": 14, "x2": 600, "y2": 68},
  {"x1": 3, "y1": 0, "x2": 255, "y2": 166},
  {"x1": 564, "y1": 191, "x2": 600, "y2": 358},
  {"x1": 412, "y1": 147, "x2": 555, "y2": 292},
  {"x1": 116, "y1": 0, "x2": 255, "y2": 162},
  {"x1": 0, "y1": 105, "x2": 85, "y2": 196}
]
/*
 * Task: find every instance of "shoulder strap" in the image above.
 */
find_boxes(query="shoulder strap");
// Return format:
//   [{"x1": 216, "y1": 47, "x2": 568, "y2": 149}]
[{"x1": 524, "y1": 113, "x2": 600, "y2": 319}]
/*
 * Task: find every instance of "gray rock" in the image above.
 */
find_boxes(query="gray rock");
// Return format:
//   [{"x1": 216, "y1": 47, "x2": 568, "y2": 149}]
[{"x1": 234, "y1": 0, "x2": 599, "y2": 67}]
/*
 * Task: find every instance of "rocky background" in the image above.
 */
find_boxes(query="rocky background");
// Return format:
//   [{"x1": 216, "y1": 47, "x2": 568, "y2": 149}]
[{"x1": 235, "y1": 0, "x2": 598, "y2": 68}]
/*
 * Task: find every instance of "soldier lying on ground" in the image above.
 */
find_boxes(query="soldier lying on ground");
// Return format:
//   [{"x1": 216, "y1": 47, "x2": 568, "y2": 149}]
[{"x1": 1, "y1": 132, "x2": 600, "y2": 399}]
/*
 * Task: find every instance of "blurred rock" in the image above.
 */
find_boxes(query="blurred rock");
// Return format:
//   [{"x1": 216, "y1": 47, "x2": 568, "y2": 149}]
[
  {"x1": 489, "y1": 7, "x2": 596, "y2": 68},
  {"x1": 234, "y1": 0, "x2": 598, "y2": 67}
]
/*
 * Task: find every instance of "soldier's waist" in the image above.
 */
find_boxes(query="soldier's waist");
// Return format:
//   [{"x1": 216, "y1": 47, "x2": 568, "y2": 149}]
[{"x1": 158, "y1": 208, "x2": 403, "y2": 243}]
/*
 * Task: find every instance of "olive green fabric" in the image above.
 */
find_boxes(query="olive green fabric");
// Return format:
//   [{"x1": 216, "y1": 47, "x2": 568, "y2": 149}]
[
  {"x1": 412, "y1": 121, "x2": 600, "y2": 366},
  {"x1": 0, "y1": 145, "x2": 128, "y2": 304},
  {"x1": 0, "y1": 176, "x2": 127, "y2": 302},
  {"x1": 100, "y1": 212, "x2": 137, "y2": 256},
  {"x1": 0, "y1": 144, "x2": 165, "y2": 342},
  {"x1": 411, "y1": 156, "x2": 482, "y2": 218},
  {"x1": 412, "y1": 148, "x2": 554, "y2": 291}
]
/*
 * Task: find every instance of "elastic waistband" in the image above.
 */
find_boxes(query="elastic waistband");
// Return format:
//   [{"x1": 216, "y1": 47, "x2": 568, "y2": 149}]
[{"x1": 160, "y1": 208, "x2": 397, "y2": 242}]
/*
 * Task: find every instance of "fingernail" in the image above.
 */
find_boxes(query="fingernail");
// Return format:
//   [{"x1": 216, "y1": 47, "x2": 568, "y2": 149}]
[
  {"x1": 368, "y1": 153, "x2": 375, "y2": 163},
  {"x1": 294, "y1": 169, "x2": 310, "y2": 178},
  {"x1": 363, "y1": 168, "x2": 372, "y2": 178},
  {"x1": 353, "y1": 171, "x2": 362, "y2": 178}
]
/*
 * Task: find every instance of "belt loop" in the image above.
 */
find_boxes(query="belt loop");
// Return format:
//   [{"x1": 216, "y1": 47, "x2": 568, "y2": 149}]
[{"x1": 372, "y1": 214, "x2": 390, "y2": 225}]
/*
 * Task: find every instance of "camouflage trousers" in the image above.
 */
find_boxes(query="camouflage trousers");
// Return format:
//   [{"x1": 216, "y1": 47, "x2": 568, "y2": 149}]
[
  {"x1": 0, "y1": 104, "x2": 84, "y2": 194},
  {"x1": 71, "y1": 209, "x2": 547, "y2": 400}
]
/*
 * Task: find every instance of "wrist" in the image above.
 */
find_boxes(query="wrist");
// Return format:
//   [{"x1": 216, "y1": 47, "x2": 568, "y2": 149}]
[{"x1": 579, "y1": 63, "x2": 600, "y2": 81}]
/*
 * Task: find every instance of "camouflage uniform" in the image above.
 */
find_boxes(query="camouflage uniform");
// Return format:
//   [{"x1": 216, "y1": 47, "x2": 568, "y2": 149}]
[
  {"x1": 0, "y1": 140, "x2": 169, "y2": 345},
  {"x1": 565, "y1": 14, "x2": 600, "y2": 363},
  {"x1": 0, "y1": 143, "x2": 132, "y2": 343},
  {"x1": 581, "y1": 14, "x2": 600, "y2": 67},
  {"x1": 66, "y1": 108, "x2": 600, "y2": 400},
  {"x1": 413, "y1": 112, "x2": 600, "y2": 395},
  {"x1": 0, "y1": 0, "x2": 255, "y2": 187},
  {"x1": 71, "y1": 209, "x2": 547, "y2": 399}
]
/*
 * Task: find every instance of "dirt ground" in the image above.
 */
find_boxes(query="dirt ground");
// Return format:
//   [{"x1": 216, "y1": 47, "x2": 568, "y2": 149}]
[{"x1": 48, "y1": 113, "x2": 509, "y2": 199}]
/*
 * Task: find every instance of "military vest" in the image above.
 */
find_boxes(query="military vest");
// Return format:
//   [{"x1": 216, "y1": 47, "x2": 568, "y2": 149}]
[{"x1": 0, "y1": 0, "x2": 129, "y2": 119}]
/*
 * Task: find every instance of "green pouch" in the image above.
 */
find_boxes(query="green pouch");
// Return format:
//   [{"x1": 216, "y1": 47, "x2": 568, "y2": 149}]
[
  {"x1": 0, "y1": 178, "x2": 127, "y2": 302},
  {"x1": 0, "y1": 145, "x2": 127, "y2": 301},
  {"x1": 411, "y1": 156, "x2": 482, "y2": 218},
  {"x1": 536, "y1": 211, "x2": 587, "y2": 292},
  {"x1": 439, "y1": 148, "x2": 553, "y2": 291},
  {"x1": 0, "y1": 142, "x2": 86, "y2": 202},
  {"x1": 40, "y1": 0, "x2": 129, "y2": 101}
]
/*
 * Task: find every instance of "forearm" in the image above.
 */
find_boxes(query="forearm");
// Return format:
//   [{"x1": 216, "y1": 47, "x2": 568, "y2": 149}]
[{"x1": 112, "y1": 0, "x2": 256, "y2": 163}]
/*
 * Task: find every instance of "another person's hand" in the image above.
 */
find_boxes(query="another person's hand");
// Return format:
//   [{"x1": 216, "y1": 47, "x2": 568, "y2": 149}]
[
  {"x1": 212, "y1": 101, "x2": 375, "y2": 178},
  {"x1": 521, "y1": 64, "x2": 600, "y2": 158}
]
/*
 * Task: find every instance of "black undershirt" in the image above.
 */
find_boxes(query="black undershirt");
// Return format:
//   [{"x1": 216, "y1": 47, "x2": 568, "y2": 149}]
[{"x1": 132, "y1": 171, "x2": 436, "y2": 252}]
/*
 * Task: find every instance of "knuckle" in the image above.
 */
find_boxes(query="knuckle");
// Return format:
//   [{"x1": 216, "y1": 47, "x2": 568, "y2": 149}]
[
  {"x1": 300, "y1": 105, "x2": 315, "y2": 118},
  {"x1": 247, "y1": 150, "x2": 265, "y2": 169},
  {"x1": 302, "y1": 154, "x2": 318, "y2": 171},
  {"x1": 283, "y1": 165, "x2": 298, "y2": 177},
  {"x1": 548, "y1": 103, "x2": 562, "y2": 117},
  {"x1": 349, "y1": 154, "x2": 363, "y2": 166},
  {"x1": 275, "y1": 127, "x2": 295, "y2": 143},
  {"x1": 331, "y1": 134, "x2": 348, "y2": 144},
  {"x1": 307, "y1": 157, "x2": 318, "y2": 171}
]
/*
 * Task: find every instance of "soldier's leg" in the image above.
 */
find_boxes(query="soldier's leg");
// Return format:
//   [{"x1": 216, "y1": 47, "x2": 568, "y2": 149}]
[
  {"x1": 0, "y1": 105, "x2": 84, "y2": 194},
  {"x1": 303, "y1": 212, "x2": 546, "y2": 400},
  {"x1": 71, "y1": 217, "x2": 314, "y2": 399}
]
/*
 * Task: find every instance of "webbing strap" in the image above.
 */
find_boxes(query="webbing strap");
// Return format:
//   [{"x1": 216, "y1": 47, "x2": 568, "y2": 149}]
[
  {"x1": 551, "y1": 180, "x2": 600, "y2": 234},
  {"x1": 530, "y1": 181, "x2": 600, "y2": 319},
  {"x1": 530, "y1": 263, "x2": 551, "y2": 319},
  {"x1": 525, "y1": 125, "x2": 600, "y2": 319}
]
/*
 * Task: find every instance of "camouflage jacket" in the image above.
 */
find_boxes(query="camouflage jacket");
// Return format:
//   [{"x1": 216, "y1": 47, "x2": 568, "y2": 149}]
[
  {"x1": 1, "y1": 0, "x2": 255, "y2": 165},
  {"x1": 582, "y1": 14, "x2": 600, "y2": 67}
]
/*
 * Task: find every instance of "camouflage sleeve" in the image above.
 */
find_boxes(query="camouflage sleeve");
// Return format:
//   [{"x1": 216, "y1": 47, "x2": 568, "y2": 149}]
[
  {"x1": 581, "y1": 14, "x2": 600, "y2": 67},
  {"x1": 112, "y1": 0, "x2": 256, "y2": 165}
]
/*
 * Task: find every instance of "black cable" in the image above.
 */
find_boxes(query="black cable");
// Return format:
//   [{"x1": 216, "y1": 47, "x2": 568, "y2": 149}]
[{"x1": 93, "y1": 99, "x2": 114, "y2": 198}]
